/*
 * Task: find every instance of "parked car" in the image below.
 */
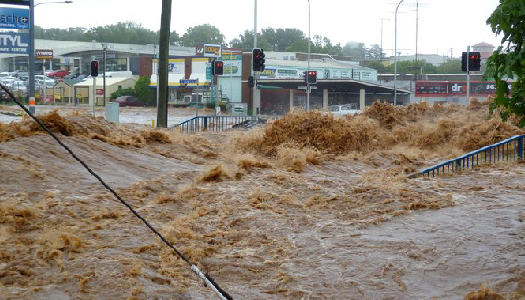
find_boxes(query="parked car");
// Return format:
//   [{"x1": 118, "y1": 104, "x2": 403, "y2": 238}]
[
  {"x1": 46, "y1": 70, "x2": 70, "y2": 78},
  {"x1": 328, "y1": 104, "x2": 360, "y2": 117},
  {"x1": 115, "y1": 96, "x2": 147, "y2": 107}
]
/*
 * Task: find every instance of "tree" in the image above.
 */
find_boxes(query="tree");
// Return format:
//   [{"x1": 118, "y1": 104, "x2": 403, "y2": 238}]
[
  {"x1": 365, "y1": 44, "x2": 383, "y2": 60},
  {"x1": 436, "y1": 59, "x2": 462, "y2": 74},
  {"x1": 135, "y1": 77, "x2": 154, "y2": 105},
  {"x1": 342, "y1": 42, "x2": 366, "y2": 60},
  {"x1": 180, "y1": 24, "x2": 225, "y2": 47},
  {"x1": 360, "y1": 60, "x2": 387, "y2": 73},
  {"x1": 386, "y1": 60, "x2": 437, "y2": 75},
  {"x1": 485, "y1": 0, "x2": 525, "y2": 127}
]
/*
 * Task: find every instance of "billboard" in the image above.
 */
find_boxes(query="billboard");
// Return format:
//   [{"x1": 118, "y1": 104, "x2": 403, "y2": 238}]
[
  {"x1": 0, "y1": 32, "x2": 28, "y2": 54},
  {"x1": 0, "y1": 0, "x2": 30, "y2": 6},
  {"x1": 415, "y1": 81, "x2": 513, "y2": 97},
  {"x1": 0, "y1": 6, "x2": 29, "y2": 29},
  {"x1": 35, "y1": 49, "x2": 53, "y2": 60}
]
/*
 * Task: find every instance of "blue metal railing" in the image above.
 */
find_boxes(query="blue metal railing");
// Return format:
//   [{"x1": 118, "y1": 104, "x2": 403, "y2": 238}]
[
  {"x1": 409, "y1": 135, "x2": 524, "y2": 178},
  {"x1": 176, "y1": 115, "x2": 260, "y2": 134}
]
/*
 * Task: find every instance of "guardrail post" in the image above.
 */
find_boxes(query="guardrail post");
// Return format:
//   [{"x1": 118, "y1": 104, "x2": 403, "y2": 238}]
[{"x1": 518, "y1": 136, "x2": 524, "y2": 159}]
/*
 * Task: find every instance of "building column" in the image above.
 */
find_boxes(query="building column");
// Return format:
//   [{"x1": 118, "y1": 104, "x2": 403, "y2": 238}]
[
  {"x1": 360, "y1": 89, "x2": 366, "y2": 111},
  {"x1": 289, "y1": 89, "x2": 294, "y2": 113},
  {"x1": 127, "y1": 57, "x2": 131, "y2": 72},
  {"x1": 323, "y1": 89, "x2": 329, "y2": 109}
]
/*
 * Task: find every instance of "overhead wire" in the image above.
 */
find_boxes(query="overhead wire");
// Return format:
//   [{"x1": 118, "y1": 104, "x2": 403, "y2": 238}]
[{"x1": 0, "y1": 84, "x2": 232, "y2": 300}]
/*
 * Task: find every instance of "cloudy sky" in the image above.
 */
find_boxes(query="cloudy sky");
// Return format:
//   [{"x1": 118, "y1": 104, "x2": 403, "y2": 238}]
[{"x1": 32, "y1": 0, "x2": 501, "y2": 57}]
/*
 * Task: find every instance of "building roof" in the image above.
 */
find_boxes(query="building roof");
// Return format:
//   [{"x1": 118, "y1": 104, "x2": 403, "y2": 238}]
[
  {"x1": 266, "y1": 58, "x2": 374, "y2": 72},
  {"x1": 74, "y1": 77, "x2": 136, "y2": 87},
  {"x1": 472, "y1": 42, "x2": 495, "y2": 48}
]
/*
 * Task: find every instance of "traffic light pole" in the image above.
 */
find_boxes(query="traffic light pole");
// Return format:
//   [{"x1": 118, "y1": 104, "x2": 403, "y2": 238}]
[
  {"x1": 252, "y1": 0, "x2": 258, "y2": 116},
  {"x1": 467, "y1": 46, "x2": 470, "y2": 103},
  {"x1": 306, "y1": 0, "x2": 311, "y2": 111}
]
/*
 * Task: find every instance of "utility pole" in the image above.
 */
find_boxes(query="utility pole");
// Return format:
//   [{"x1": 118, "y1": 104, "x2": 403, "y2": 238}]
[
  {"x1": 157, "y1": 0, "x2": 172, "y2": 128},
  {"x1": 29, "y1": 0, "x2": 35, "y2": 114},
  {"x1": 394, "y1": 0, "x2": 404, "y2": 106}
]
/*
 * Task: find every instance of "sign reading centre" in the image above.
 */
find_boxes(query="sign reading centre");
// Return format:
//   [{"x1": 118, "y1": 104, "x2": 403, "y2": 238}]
[
  {"x1": 0, "y1": 7, "x2": 29, "y2": 29},
  {"x1": 0, "y1": 33, "x2": 28, "y2": 54},
  {"x1": 35, "y1": 49, "x2": 53, "y2": 60}
]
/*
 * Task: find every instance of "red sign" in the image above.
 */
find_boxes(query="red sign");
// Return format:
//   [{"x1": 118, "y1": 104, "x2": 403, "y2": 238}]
[
  {"x1": 96, "y1": 89, "x2": 104, "y2": 95},
  {"x1": 415, "y1": 81, "x2": 512, "y2": 97}
]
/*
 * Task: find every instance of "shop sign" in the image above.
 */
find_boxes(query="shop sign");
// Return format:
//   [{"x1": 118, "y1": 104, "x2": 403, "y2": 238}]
[
  {"x1": 415, "y1": 81, "x2": 513, "y2": 97},
  {"x1": 0, "y1": 32, "x2": 28, "y2": 54},
  {"x1": 203, "y1": 44, "x2": 221, "y2": 57},
  {"x1": 0, "y1": 7, "x2": 29, "y2": 29},
  {"x1": 35, "y1": 49, "x2": 53, "y2": 60}
]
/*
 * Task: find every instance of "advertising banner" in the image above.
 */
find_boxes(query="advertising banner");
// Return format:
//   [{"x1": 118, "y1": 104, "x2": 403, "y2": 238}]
[
  {"x1": 0, "y1": 6, "x2": 29, "y2": 29},
  {"x1": 35, "y1": 49, "x2": 53, "y2": 60},
  {"x1": 415, "y1": 81, "x2": 513, "y2": 97},
  {"x1": 0, "y1": 1, "x2": 30, "y2": 6},
  {"x1": 203, "y1": 44, "x2": 221, "y2": 57},
  {"x1": 0, "y1": 32, "x2": 28, "y2": 54}
]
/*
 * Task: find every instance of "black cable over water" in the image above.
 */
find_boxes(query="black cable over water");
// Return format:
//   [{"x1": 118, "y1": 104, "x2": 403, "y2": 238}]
[{"x1": 1, "y1": 85, "x2": 232, "y2": 300}]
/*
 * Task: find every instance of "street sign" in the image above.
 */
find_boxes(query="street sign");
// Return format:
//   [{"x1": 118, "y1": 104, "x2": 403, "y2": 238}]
[
  {"x1": 180, "y1": 79, "x2": 199, "y2": 84},
  {"x1": 0, "y1": 0, "x2": 30, "y2": 6},
  {"x1": 0, "y1": 32, "x2": 28, "y2": 54},
  {"x1": 35, "y1": 49, "x2": 53, "y2": 60},
  {"x1": 0, "y1": 6, "x2": 29, "y2": 29},
  {"x1": 206, "y1": 63, "x2": 212, "y2": 81}
]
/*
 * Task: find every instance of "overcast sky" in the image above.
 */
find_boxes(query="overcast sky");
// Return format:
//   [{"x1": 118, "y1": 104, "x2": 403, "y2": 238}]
[{"x1": 32, "y1": 0, "x2": 501, "y2": 58}]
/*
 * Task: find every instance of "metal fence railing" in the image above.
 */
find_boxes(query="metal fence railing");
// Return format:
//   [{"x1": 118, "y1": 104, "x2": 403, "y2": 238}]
[
  {"x1": 176, "y1": 116, "x2": 260, "y2": 134},
  {"x1": 409, "y1": 135, "x2": 524, "y2": 178}
]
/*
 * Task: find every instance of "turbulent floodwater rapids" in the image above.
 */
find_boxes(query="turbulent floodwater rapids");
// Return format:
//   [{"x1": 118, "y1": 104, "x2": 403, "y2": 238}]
[{"x1": 0, "y1": 102, "x2": 523, "y2": 299}]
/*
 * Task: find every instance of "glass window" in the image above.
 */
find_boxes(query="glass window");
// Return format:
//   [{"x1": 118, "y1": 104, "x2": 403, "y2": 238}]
[
  {"x1": 331, "y1": 106, "x2": 339, "y2": 112},
  {"x1": 106, "y1": 58, "x2": 127, "y2": 71}
]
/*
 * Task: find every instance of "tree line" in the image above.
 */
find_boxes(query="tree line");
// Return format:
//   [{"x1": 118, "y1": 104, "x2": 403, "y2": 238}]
[
  {"x1": 35, "y1": 22, "x2": 382, "y2": 59},
  {"x1": 35, "y1": 21, "x2": 461, "y2": 74}
]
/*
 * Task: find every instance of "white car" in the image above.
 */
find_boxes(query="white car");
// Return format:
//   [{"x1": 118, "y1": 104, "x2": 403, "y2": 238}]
[{"x1": 328, "y1": 104, "x2": 360, "y2": 117}]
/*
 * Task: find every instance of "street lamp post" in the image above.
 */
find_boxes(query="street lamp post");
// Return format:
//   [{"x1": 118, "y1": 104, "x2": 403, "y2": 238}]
[
  {"x1": 29, "y1": 0, "x2": 73, "y2": 114},
  {"x1": 394, "y1": 0, "x2": 403, "y2": 106},
  {"x1": 306, "y1": 0, "x2": 311, "y2": 111}
]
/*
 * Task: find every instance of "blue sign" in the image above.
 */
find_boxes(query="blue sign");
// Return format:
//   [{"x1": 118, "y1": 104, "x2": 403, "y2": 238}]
[
  {"x1": 180, "y1": 79, "x2": 198, "y2": 84},
  {"x1": 0, "y1": 7, "x2": 29, "y2": 29},
  {"x1": 0, "y1": 33, "x2": 29, "y2": 54}
]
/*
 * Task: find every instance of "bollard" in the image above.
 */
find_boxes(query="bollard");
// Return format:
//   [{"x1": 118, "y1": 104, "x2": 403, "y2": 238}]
[{"x1": 152, "y1": 120, "x2": 155, "y2": 128}]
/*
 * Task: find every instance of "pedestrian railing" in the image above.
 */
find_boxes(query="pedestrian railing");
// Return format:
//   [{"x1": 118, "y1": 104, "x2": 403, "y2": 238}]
[
  {"x1": 176, "y1": 115, "x2": 260, "y2": 134},
  {"x1": 409, "y1": 135, "x2": 524, "y2": 178}
]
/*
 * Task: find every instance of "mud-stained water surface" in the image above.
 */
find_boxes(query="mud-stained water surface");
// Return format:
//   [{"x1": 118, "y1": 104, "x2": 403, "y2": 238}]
[{"x1": 0, "y1": 101, "x2": 524, "y2": 299}]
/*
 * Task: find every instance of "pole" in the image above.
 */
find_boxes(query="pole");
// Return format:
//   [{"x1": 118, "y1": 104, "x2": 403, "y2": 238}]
[
  {"x1": 92, "y1": 74, "x2": 96, "y2": 117},
  {"x1": 196, "y1": 78, "x2": 199, "y2": 117},
  {"x1": 103, "y1": 45, "x2": 107, "y2": 106},
  {"x1": 306, "y1": 0, "x2": 311, "y2": 111},
  {"x1": 29, "y1": 0, "x2": 35, "y2": 114},
  {"x1": 154, "y1": 44, "x2": 159, "y2": 109},
  {"x1": 394, "y1": 0, "x2": 404, "y2": 106},
  {"x1": 467, "y1": 45, "x2": 470, "y2": 103},
  {"x1": 43, "y1": 59, "x2": 46, "y2": 103},
  {"x1": 157, "y1": 0, "x2": 172, "y2": 128},
  {"x1": 252, "y1": 0, "x2": 258, "y2": 116}
]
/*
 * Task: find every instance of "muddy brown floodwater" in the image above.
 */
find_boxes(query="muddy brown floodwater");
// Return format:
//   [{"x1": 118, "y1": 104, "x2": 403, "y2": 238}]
[{"x1": 0, "y1": 102, "x2": 523, "y2": 299}]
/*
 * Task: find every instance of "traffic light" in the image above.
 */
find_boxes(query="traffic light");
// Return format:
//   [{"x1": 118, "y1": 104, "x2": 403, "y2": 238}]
[
  {"x1": 461, "y1": 52, "x2": 481, "y2": 72},
  {"x1": 212, "y1": 60, "x2": 224, "y2": 76},
  {"x1": 252, "y1": 48, "x2": 265, "y2": 71},
  {"x1": 248, "y1": 75, "x2": 254, "y2": 88},
  {"x1": 90, "y1": 60, "x2": 99, "y2": 77},
  {"x1": 469, "y1": 52, "x2": 481, "y2": 71},
  {"x1": 307, "y1": 71, "x2": 317, "y2": 84}
]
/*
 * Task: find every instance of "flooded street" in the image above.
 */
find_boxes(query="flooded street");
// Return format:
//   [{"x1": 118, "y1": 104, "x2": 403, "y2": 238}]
[{"x1": 0, "y1": 103, "x2": 524, "y2": 299}]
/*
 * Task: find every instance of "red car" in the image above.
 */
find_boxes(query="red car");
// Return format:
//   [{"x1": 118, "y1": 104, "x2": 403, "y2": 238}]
[
  {"x1": 46, "y1": 70, "x2": 70, "y2": 78},
  {"x1": 115, "y1": 96, "x2": 147, "y2": 107}
]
